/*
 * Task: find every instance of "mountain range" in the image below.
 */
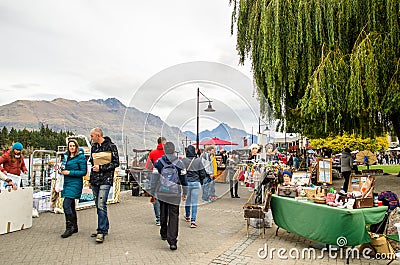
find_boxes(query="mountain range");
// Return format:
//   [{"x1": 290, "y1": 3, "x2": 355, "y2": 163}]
[{"x1": 0, "y1": 98, "x2": 252, "y2": 155}]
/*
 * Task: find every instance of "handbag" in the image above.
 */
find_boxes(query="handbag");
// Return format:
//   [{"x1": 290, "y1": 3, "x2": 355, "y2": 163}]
[
  {"x1": 243, "y1": 191, "x2": 264, "y2": 219},
  {"x1": 237, "y1": 171, "x2": 245, "y2": 181},
  {"x1": 277, "y1": 185, "x2": 298, "y2": 198}
]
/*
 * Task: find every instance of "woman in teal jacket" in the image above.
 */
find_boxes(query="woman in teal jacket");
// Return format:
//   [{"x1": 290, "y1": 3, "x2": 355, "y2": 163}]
[{"x1": 59, "y1": 139, "x2": 87, "y2": 238}]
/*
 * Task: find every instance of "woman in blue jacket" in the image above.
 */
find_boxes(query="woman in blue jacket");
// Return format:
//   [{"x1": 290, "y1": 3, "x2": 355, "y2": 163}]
[{"x1": 59, "y1": 139, "x2": 87, "y2": 238}]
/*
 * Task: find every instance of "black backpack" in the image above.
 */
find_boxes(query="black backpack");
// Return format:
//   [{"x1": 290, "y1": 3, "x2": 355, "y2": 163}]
[{"x1": 157, "y1": 159, "x2": 180, "y2": 195}]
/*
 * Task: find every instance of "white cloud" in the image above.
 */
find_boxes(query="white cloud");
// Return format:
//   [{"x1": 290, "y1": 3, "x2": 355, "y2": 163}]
[{"x1": 0, "y1": 0, "x2": 257, "y2": 132}]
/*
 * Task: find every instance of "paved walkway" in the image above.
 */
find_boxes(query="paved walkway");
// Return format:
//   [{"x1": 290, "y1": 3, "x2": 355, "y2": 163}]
[{"x1": 3, "y1": 182, "x2": 392, "y2": 265}]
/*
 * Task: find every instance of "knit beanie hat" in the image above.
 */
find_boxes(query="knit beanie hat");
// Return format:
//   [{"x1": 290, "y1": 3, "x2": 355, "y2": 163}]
[
  {"x1": 164, "y1": 142, "x2": 175, "y2": 154},
  {"x1": 12, "y1": 142, "x2": 23, "y2": 150},
  {"x1": 282, "y1": 170, "x2": 292, "y2": 179}
]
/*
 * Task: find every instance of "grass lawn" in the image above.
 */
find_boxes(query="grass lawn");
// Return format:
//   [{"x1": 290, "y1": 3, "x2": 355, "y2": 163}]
[{"x1": 358, "y1": 164, "x2": 400, "y2": 175}]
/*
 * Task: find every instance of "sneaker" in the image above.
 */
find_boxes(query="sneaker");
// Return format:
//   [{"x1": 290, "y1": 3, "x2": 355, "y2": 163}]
[
  {"x1": 155, "y1": 219, "x2": 160, "y2": 226},
  {"x1": 190, "y1": 222, "x2": 197, "y2": 228},
  {"x1": 95, "y1": 233, "x2": 104, "y2": 243},
  {"x1": 170, "y1": 244, "x2": 177, "y2": 250},
  {"x1": 184, "y1": 216, "x2": 190, "y2": 222},
  {"x1": 161, "y1": 235, "x2": 167, "y2": 241}
]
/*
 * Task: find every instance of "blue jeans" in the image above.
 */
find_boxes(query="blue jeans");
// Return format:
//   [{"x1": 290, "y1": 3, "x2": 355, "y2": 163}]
[
  {"x1": 209, "y1": 177, "x2": 216, "y2": 197},
  {"x1": 153, "y1": 199, "x2": 160, "y2": 219},
  {"x1": 202, "y1": 176, "x2": 211, "y2": 201},
  {"x1": 185, "y1": 181, "x2": 201, "y2": 222},
  {"x1": 92, "y1": 184, "x2": 111, "y2": 235}
]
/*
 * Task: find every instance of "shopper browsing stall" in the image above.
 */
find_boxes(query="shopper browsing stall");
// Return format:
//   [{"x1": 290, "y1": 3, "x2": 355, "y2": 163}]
[
  {"x1": 0, "y1": 142, "x2": 28, "y2": 177},
  {"x1": 340, "y1": 148, "x2": 353, "y2": 193}
]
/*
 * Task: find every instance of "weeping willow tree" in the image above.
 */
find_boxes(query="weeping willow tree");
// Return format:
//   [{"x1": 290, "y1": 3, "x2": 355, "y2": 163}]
[{"x1": 230, "y1": 0, "x2": 400, "y2": 140}]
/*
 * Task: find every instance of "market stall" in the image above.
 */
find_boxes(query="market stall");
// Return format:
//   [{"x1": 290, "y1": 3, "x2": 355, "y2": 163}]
[{"x1": 271, "y1": 194, "x2": 388, "y2": 246}]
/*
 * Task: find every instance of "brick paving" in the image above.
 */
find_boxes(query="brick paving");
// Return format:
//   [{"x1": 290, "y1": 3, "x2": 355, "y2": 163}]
[{"x1": 2, "y1": 180, "x2": 396, "y2": 265}]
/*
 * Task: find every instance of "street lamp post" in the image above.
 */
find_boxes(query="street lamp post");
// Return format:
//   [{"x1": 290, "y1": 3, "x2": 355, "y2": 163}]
[
  {"x1": 181, "y1": 136, "x2": 192, "y2": 156},
  {"x1": 258, "y1": 117, "x2": 270, "y2": 142},
  {"x1": 196, "y1": 87, "x2": 215, "y2": 154}
]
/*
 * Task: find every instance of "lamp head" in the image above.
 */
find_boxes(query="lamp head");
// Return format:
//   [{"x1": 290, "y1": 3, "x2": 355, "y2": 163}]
[{"x1": 204, "y1": 102, "x2": 215, "y2": 112}]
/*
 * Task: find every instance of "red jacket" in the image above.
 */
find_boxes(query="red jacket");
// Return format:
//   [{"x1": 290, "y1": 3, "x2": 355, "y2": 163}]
[
  {"x1": 0, "y1": 149, "x2": 28, "y2": 176},
  {"x1": 145, "y1": 143, "x2": 165, "y2": 169}
]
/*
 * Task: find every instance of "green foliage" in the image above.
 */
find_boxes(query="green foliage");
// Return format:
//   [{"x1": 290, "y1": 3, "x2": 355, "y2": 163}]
[
  {"x1": 0, "y1": 125, "x2": 74, "y2": 155},
  {"x1": 230, "y1": 0, "x2": 400, "y2": 139},
  {"x1": 310, "y1": 133, "x2": 389, "y2": 153}
]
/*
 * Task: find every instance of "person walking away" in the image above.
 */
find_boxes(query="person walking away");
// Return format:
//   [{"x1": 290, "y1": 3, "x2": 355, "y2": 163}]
[
  {"x1": 340, "y1": 148, "x2": 353, "y2": 193},
  {"x1": 59, "y1": 139, "x2": 87, "y2": 238},
  {"x1": 228, "y1": 151, "x2": 240, "y2": 198},
  {"x1": 89, "y1": 128, "x2": 119, "y2": 243},
  {"x1": 0, "y1": 142, "x2": 28, "y2": 186},
  {"x1": 151, "y1": 142, "x2": 187, "y2": 250},
  {"x1": 146, "y1": 136, "x2": 166, "y2": 226},
  {"x1": 181, "y1": 145, "x2": 207, "y2": 228},
  {"x1": 201, "y1": 145, "x2": 215, "y2": 202}
]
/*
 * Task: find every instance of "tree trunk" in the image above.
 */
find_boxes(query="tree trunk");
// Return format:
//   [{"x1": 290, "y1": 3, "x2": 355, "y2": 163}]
[{"x1": 390, "y1": 113, "x2": 400, "y2": 144}]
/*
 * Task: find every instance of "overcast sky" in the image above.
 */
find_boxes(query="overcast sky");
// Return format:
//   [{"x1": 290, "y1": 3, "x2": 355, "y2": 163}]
[{"x1": 0, "y1": 0, "x2": 270, "y2": 135}]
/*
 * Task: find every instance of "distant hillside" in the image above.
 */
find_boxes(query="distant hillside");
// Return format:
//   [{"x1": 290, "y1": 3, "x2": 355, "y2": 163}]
[
  {"x1": 0, "y1": 98, "x2": 255, "y2": 155},
  {"x1": 0, "y1": 98, "x2": 182, "y2": 155}
]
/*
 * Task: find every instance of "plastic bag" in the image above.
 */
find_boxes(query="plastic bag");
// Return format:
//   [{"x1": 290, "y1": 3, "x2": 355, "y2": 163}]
[{"x1": 55, "y1": 174, "x2": 64, "y2": 192}]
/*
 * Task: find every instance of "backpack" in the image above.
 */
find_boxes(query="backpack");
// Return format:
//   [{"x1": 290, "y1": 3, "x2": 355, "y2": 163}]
[
  {"x1": 157, "y1": 159, "x2": 180, "y2": 195},
  {"x1": 378, "y1": 191, "x2": 400, "y2": 210}
]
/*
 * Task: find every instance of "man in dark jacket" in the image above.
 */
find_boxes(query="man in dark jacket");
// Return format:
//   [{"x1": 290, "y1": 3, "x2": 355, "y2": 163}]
[
  {"x1": 89, "y1": 128, "x2": 119, "y2": 243},
  {"x1": 151, "y1": 142, "x2": 187, "y2": 251}
]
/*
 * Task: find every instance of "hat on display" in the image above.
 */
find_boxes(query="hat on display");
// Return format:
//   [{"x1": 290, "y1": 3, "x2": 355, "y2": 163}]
[
  {"x1": 250, "y1": 144, "x2": 259, "y2": 150},
  {"x1": 12, "y1": 142, "x2": 23, "y2": 150},
  {"x1": 282, "y1": 170, "x2": 292, "y2": 179},
  {"x1": 164, "y1": 142, "x2": 175, "y2": 154}
]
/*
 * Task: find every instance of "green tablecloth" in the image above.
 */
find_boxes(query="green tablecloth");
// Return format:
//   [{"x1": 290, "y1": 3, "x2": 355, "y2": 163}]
[{"x1": 271, "y1": 194, "x2": 388, "y2": 246}]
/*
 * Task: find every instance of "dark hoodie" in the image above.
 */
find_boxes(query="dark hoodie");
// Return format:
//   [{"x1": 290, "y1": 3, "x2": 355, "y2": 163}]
[{"x1": 181, "y1": 145, "x2": 207, "y2": 184}]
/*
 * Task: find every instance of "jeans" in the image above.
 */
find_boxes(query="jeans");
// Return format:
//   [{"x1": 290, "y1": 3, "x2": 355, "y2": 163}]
[
  {"x1": 209, "y1": 177, "x2": 216, "y2": 197},
  {"x1": 92, "y1": 184, "x2": 111, "y2": 235},
  {"x1": 185, "y1": 181, "x2": 201, "y2": 222},
  {"x1": 153, "y1": 199, "x2": 160, "y2": 219},
  {"x1": 202, "y1": 176, "x2": 211, "y2": 201},
  {"x1": 63, "y1": 197, "x2": 76, "y2": 215}
]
